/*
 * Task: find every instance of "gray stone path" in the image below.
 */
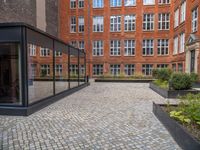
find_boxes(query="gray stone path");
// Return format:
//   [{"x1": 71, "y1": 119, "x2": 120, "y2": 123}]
[{"x1": 0, "y1": 83, "x2": 181, "y2": 150}]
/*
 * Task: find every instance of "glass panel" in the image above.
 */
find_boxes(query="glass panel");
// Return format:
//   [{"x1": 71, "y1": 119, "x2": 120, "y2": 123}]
[
  {"x1": 0, "y1": 43, "x2": 21, "y2": 104},
  {"x1": 80, "y1": 51, "x2": 85, "y2": 85},
  {"x1": 28, "y1": 43, "x2": 53, "y2": 104},
  {"x1": 55, "y1": 42, "x2": 69, "y2": 94},
  {"x1": 70, "y1": 47, "x2": 79, "y2": 88}
]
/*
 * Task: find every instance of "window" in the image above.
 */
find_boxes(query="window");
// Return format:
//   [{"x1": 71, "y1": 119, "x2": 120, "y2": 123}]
[
  {"x1": 93, "y1": 16, "x2": 104, "y2": 32},
  {"x1": 124, "y1": 64, "x2": 135, "y2": 76},
  {"x1": 178, "y1": 63, "x2": 183, "y2": 72},
  {"x1": 143, "y1": 0, "x2": 155, "y2": 5},
  {"x1": 70, "y1": 17, "x2": 76, "y2": 33},
  {"x1": 172, "y1": 64, "x2": 176, "y2": 72},
  {"x1": 192, "y1": 8, "x2": 198, "y2": 32},
  {"x1": 110, "y1": 64, "x2": 120, "y2": 76},
  {"x1": 157, "y1": 39, "x2": 169, "y2": 55},
  {"x1": 142, "y1": 64, "x2": 153, "y2": 75},
  {"x1": 124, "y1": 15, "x2": 136, "y2": 31},
  {"x1": 157, "y1": 64, "x2": 168, "y2": 68},
  {"x1": 173, "y1": 36, "x2": 178, "y2": 54},
  {"x1": 174, "y1": 9, "x2": 179, "y2": 28},
  {"x1": 78, "y1": 0, "x2": 84, "y2": 8},
  {"x1": 93, "y1": 40, "x2": 103, "y2": 56},
  {"x1": 29, "y1": 44, "x2": 36, "y2": 56},
  {"x1": 70, "y1": 0, "x2": 76, "y2": 8},
  {"x1": 78, "y1": 17, "x2": 84, "y2": 32},
  {"x1": 71, "y1": 41, "x2": 77, "y2": 48},
  {"x1": 143, "y1": 14, "x2": 154, "y2": 31},
  {"x1": 124, "y1": 0, "x2": 136, "y2": 6},
  {"x1": 180, "y1": 1, "x2": 186, "y2": 23},
  {"x1": 79, "y1": 41, "x2": 84, "y2": 50},
  {"x1": 31, "y1": 64, "x2": 37, "y2": 77},
  {"x1": 124, "y1": 40, "x2": 135, "y2": 56},
  {"x1": 158, "y1": 13, "x2": 170, "y2": 30},
  {"x1": 80, "y1": 65, "x2": 85, "y2": 76},
  {"x1": 93, "y1": 0, "x2": 103, "y2": 8},
  {"x1": 180, "y1": 33, "x2": 185, "y2": 53},
  {"x1": 110, "y1": 0, "x2": 122, "y2": 7},
  {"x1": 70, "y1": 64, "x2": 78, "y2": 75},
  {"x1": 93, "y1": 64, "x2": 103, "y2": 75},
  {"x1": 40, "y1": 47, "x2": 50, "y2": 56},
  {"x1": 55, "y1": 64, "x2": 62, "y2": 76},
  {"x1": 110, "y1": 40, "x2": 121, "y2": 56},
  {"x1": 158, "y1": 0, "x2": 170, "y2": 4},
  {"x1": 143, "y1": 39, "x2": 154, "y2": 56},
  {"x1": 55, "y1": 51, "x2": 62, "y2": 57},
  {"x1": 110, "y1": 16, "x2": 121, "y2": 32},
  {"x1": 40, "y1": 64, "x2": 50, "y2": 76}
]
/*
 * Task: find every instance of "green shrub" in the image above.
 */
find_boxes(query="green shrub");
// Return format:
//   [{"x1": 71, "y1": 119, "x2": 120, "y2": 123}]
[
  {"x1": 157, "y1": 68, "x2": 172, "y2": 81},
  {"x1": 171, "y1": 73, "x2": 192, "y2": 90},
  {"x1": 190, "y1": 72, "x2": 199, "y2": 83},
  {"x1": 152, "y1": 69, "x2": 159, "y2": 79},
  {"x1": 153, "y1": 79, "x2": 169, "y2": 89}
]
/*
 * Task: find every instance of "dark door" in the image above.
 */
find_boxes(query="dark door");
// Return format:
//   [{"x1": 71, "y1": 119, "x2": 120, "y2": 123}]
[{"x1": 190, "y1": 50, "x2": 195, "y2": 73}]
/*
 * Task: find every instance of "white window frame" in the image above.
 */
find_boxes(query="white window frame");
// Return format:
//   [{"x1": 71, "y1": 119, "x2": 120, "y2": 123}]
[
  {"x1": 40, "y1": 64, "x2": 50, "y2": 76},
  {"x1": 110, "y1": 0, "x2": 122, "y2": 7},
  {"x1": 110, "y1": 40, "x2": 121, "y2": 56},
  {"x1": 55, "y1": 51, "x2": 62, "y2": 57},
  {"x1": 142, "y1": 64, "x2": 153, "y2": 76},
  {"x1": 40, "y1": 47, "x2": 50, "y2": 57},
  {"x1": 142, "y1": 39, "x2": 154, "y2": 56},
  {"x1": 158, "y1": 0, "x2": 170, "y2": 4},
  {"x1": 110, "y1": 64, "x2": 121, "y2": 76},
  {"x1": 124, "y1": 15, "x2": 136, "y2": 31},
  {"x1": 93, "y1": 16, "x2": 104, "y2": 32},
  {"x1": 93, "y1": 0, "x2": 104, "y2": 8},
  {"x1": 55, "y1": 64, "x2": 63, "y2": 76},
  {"x1": 79, "y1": 41, "x2": 85, "y2": 50},
  {"x1": 78, "y1": 16, "x2": 84, "y2": 32},
  {"x1": 124, "y1": 0, "x2": 136, "y2": 6},
  {"x1": 78, "y1": 0, "x2": 84, "y2": 8},
  {"x1": 143, "y1": 0, "x2": 155, "y2": 5},
  {"x1": 93, "y1": 64, "x2": 103, "y2": 75},
  {"x1": 70, "y1": 0, "x2": 76, "y2": 9},
  {"x1": 143, "y1": 14, "x2": 154, "y2": 31},
  {"x1": 110, "y1": 16, "x2": 121, "y2": 32},
  {"x1": 124, "y1": 64, "x2": 135, "y2": 76},
  {"x1": 180, "y1": 33, "x2": 185, "y2": 53},
  {"x1": 174, "y1": 9, "x2": 179, "y2": 28},
  {"x1": 180, "y1": 1, "x2": 186, "y2": 23},
  {"x1": 173, "y1": 36, "x2": 178, "y2": 55},
  {"x1": 93, "y1": 40, "x2": 104, "y2": 56},
  {"x1": 70, "y1": 16, "x2": 76, "y2": 33},
  {"x1": 158, "y1": 13, "x2": 170, "y2": 30},
  {"x1": 70, "y1": 64, "x2": 78, "y2": 75},
  {"x1": 29, "y1": 44, "x2": 36, "y2": 56},
  {"x1": 157, "y1": 39, "x2": 169, "y2": 55},
  {"x1": 192, "y1": 8, "x2": 198, "y2": 33},
  {"x1": 124, "y1": 40, "x2": 135, "y2": 56}
]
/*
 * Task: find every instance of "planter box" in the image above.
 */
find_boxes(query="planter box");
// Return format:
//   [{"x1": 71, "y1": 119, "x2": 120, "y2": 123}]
[
  {"x1": 95, "y1": 79, "x2": 154, "y2": 83},
  {"x1": 150, "y1": 82, "x2": 199, "y2": 98},
  {"x1": 153, "y1": 103, "x2": 200, "y2": 150}
]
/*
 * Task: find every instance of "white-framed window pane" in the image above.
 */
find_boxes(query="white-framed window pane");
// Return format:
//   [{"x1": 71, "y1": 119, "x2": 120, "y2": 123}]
[
  {"x1": 174, "y1": 9, "x2": 179, "y2": 27},
  {"x1": 93, "y1": 16, "x2": 104, "y2": 32},
  {"x1": 55, "y1": 51, "x2": 62, "y2": 57},
  {"x1": 93, "y1": 0, "x2": 104, "y2": 8},
  {"x1": 124, "y1": 0, "x2": 136, "y2": 6},
  {"x1": 158, "y1": 13, "x2": 170, "y2": 30},
  {"x1": 110, "y1": 16, "x2": 121, "y2": 32},
  {"x1": 70, "y1": 64, "x2": 78, "y2": 75},
  {"x1": 124, "y1": 40, "x2": 135, "y2": 56},
  {"x1": 180, "y1": 33, "x2": 185, "y2": 53},
  {"x1": 93, "y1": 64, "x2": 103, "y2": 75},
  {"x1": 142, "y1": 64, "x2": 153, "y2": 75},
  {"x1": 78, "y1": 16, "x2": 84, "y2": 32},
  {"x1": 110, "y1": 40, "x2": 121, "y2": 56},
  {"x1": 192, "y1": 8, "x2": 198, "y2": 32},
  {"x1": 40, "y1": 64, "x2": 50, "y2": 76},
  {"x1": 55, "y1": 64, "x2": 63, "y2": 76},
  {"x1": 143, "y1": 0, "x2": 155, "y2": 5},
  {"x1": 93, "y1": 40, "x2": 103, "y2": 56},
  {"x1": 79, "y1": 41, "x2": 85, "y2": 51},
  {"x1": 70, "y1": 0, "x2": 76, "y2": 8},
  {"x1": 70, "y1": 17, "x2": 76, "y2": 33},
  {"x1": 173, "y1": 36, "x2": 178, "y2": 54},
  {"x1": 142, "y1": 39, "x2": 154, "y2": 55},
  {"x1": 71, "y1": 41, "x2": 77, "y2": 48},
  {"x1": 124, "y1": 64, "x2": 135, "y2": 76},
  {"x1": 110, "y1": 64, "x2": 120, "y2": 76},
  {"x1": 158, "y1": 0, "x2": 170, "y2": 4},
  {"x1": 29, "y1": 44, "x2": 36, "y2": 56},
  {"x1": 78, "y1": 0, "x2": 84, "y2": 8},
  {"x1": 124, "y1": 15, "x2": 136, "y2": 31},
  {"x1": 110, "y1": 0, "x2": 122, "y2": 7},
  {"x1": 180, "y1": 1, "x2": 186, "y2": 23},
  {"x1": 143, "y1": 14, "x2": 154, "y2": 31},
  {"x1": 40, "y1": 47, "x2": 50, "y2": 56},
  {"x1": 157, "y1": 39, "x2": 169, "y2": 55}
]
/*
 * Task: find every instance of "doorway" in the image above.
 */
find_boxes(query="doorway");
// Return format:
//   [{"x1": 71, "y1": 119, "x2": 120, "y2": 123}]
[{"x1": 190, "y1": 50, "x2": 195, "y2": 73}]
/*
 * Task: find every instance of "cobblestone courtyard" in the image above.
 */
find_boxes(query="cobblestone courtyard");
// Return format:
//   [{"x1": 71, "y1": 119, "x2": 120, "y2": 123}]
[{"x1": 0, "y1": 83, "x2": 181, "y2": 150}]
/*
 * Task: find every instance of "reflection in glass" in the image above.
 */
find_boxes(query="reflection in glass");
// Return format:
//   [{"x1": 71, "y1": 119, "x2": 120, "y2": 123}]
[
  {"x1": 28, "y1": 44, "x2": 53, "y2": 104},
  {"x1": 80, "y1": 51, "x2": 85, "y2": 85},
  {"x1": 0, "y1": 43, "x2": 21, "y2": 104}
]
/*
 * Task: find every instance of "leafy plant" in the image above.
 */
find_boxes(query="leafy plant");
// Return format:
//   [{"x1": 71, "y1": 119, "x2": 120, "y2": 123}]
[
  {"x1": 171, "y1": 73, "x2": 192, "y2": 90},
  {"x1": 190, "y1": 72, "x2": 199, "y2": 83},
  {"x1": 153, "y1": 79, "x2": 169, "y2": 89}
]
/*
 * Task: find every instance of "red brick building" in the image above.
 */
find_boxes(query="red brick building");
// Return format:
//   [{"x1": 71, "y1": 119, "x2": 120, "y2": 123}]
[{"x1": 60, "y1": 0, "x2": 200, "y2": 77}]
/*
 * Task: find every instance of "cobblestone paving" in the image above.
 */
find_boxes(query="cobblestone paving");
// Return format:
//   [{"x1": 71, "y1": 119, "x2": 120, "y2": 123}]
[{"x1": 0, "y1": 83, "x2": 181, "y2": 150}]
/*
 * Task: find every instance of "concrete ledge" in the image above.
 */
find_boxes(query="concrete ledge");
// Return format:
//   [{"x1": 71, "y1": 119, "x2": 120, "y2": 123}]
[
  {"x1": 150, "y1": 82, "x2": 199, "y2": 98},
  {"x1": 153, "y1": 103, "x2": 200, "y2": 150},
  {"x1": 95, "y1": 79, "x2": 154, "y2": 83},
  {"x1": 0, "y1": 83, "x2": 90, "y2": 116}
]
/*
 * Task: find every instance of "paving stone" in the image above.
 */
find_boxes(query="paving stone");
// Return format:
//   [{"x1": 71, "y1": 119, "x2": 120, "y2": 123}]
[{"x1": 0, "y1": 82, "x2": 181, "y2": 149}]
